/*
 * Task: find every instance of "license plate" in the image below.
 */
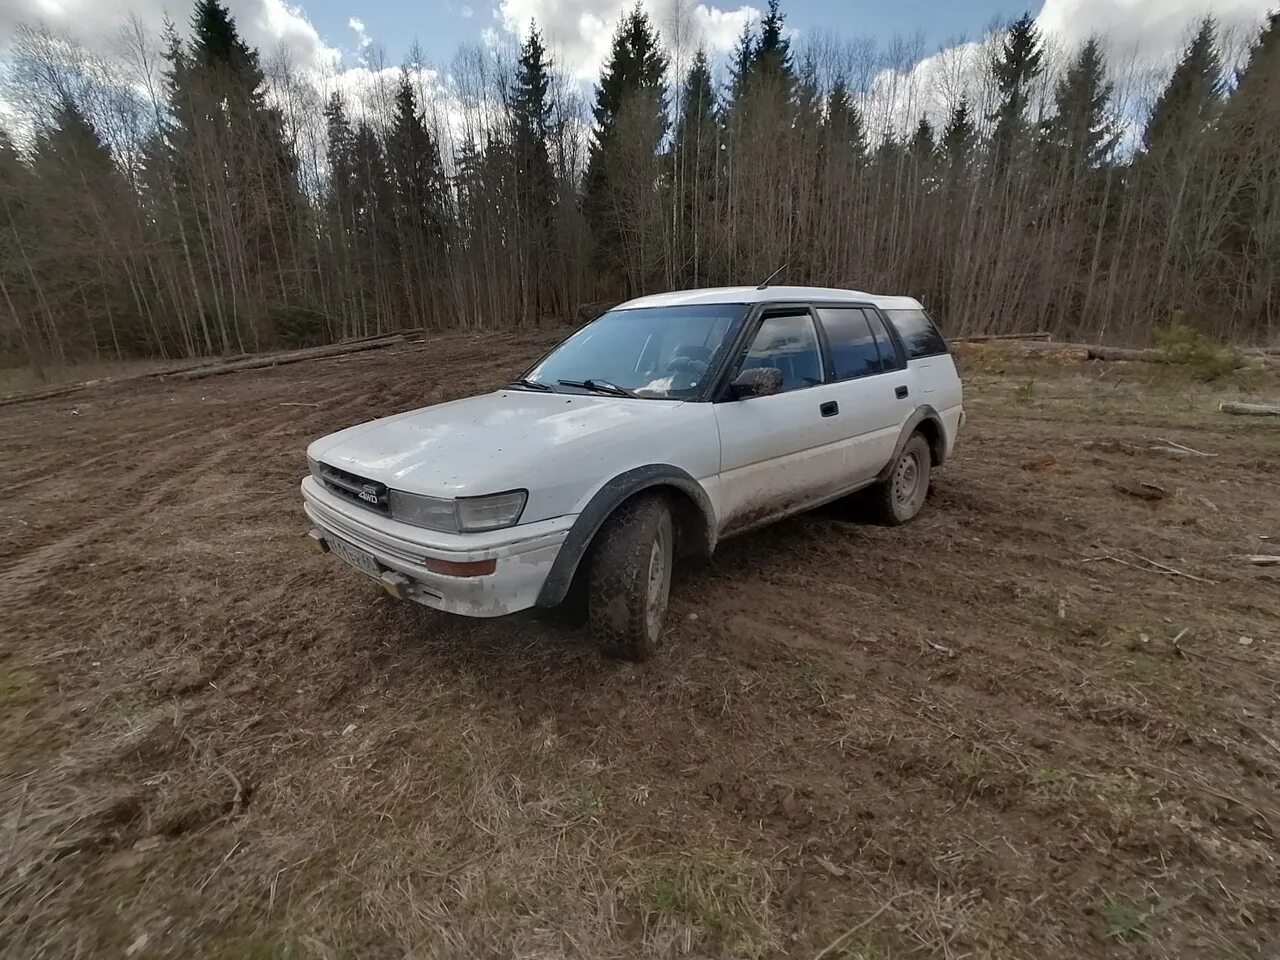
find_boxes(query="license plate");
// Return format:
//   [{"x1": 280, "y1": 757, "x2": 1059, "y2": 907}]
[{"x1": 329, "y1": 536, "x2": 381, "y2": 579}]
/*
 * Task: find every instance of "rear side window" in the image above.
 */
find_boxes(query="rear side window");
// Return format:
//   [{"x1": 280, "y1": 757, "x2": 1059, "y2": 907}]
[
  {"x1": 816, "y1": 307, "x2": 882, "y2": 380},
  {"x1": 885, "y1": 308, "x2": 948, "y2": 359},
  {"x1": 864, "y1": 309, "x2": 906, "y2": 372}
]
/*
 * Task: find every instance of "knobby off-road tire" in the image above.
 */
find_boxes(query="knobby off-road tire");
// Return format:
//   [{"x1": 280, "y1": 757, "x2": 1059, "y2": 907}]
[
  {"x1": 866, "y1": 433, "x2": 931, "y2": 525},
  {"x1": 587, "y1": 493, "x2": 674, "y2": 661}
]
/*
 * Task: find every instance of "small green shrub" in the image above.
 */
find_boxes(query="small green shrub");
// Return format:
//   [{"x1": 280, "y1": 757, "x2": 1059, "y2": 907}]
[{"x1": 1154, "y1": 320, "x2": 1241, "y2": 381}]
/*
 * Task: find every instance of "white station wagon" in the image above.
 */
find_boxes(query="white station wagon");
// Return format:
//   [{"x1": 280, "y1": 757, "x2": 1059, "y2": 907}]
[{"x1": 302, "y1": 286, "x2": 964, "y2": 659}]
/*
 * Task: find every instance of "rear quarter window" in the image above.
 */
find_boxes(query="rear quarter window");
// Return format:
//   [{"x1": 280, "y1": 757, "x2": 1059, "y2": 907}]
[{"x1": 885, "y1": 309, "x2": 948, "y2": 359}]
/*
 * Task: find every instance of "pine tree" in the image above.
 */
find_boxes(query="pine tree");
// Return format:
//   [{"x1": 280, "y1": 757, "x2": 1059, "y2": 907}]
[
  {"x1": 583, "y1": 4, "x2": 668, "y2": 290},
  {"x1": 1040, "y1": 37, "x2": 1117, "y2": 170},
  {"x1": 989, "y1": 13, "x2": 1045, "y2": 171},
  {"x1": 1142, "y1": 17, "x2": 1223, "y2": 157}
]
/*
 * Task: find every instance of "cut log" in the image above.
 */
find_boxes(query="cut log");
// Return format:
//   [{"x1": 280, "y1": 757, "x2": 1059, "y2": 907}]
[
  {"x1": 1087, "y1": 346, "x2": 1164, "y2": 362},
  {"x1": 174, "y1": 336, "x2": 405, "y2": 381},
  {"x1": 952, "y1": 331, "x2": 1053, "y2": 343},
  {"x1": 1219, "y1": 401, "x2": 1280, "y2": 417}
]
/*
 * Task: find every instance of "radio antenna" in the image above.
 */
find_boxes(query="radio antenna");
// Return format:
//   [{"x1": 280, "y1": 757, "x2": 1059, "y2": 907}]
[{"x1": 756, "y1": 264, "x2": 787, "y2": 289}]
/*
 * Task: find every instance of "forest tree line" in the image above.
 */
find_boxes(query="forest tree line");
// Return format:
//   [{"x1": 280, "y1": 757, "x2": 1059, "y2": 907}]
[{"x1": 0, "y1": 0, "x2": 1278, "y2": 373}]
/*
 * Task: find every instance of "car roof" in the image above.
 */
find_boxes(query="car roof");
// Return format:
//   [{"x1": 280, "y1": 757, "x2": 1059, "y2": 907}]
[{"x1": 612, "y1": 286, "x2": 925, "y2": 312}]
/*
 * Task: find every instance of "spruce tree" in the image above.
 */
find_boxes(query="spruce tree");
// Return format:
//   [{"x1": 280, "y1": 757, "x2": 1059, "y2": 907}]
[
  {"x1": 1218, "y1": 11, "x2": 1280, "y2": 320},
  {"x1": 755, "y1": 0, "x2": 794, "y2": 91},
  {"x1": 989, "y1": 13, "x2": 1045, "y2": 171},
  {"x1": 824, "y1": 81, "x2": 867, "y2": 165},
  {"x1": 386, "y1": 72, "x2": 448, "y2": 238},
  {"x1": 163, "y1": 0, "x2": 304, "y2": 349},
  {"x1": 509, "y1": 23, "x2": 559, "y2": 313},
  {"x1": 909, "y1": 116, "x2": 937, "y2": 167},
  {"x1": 30, "y1": 101, "x2": 133, "y2": 355},
  {"x1": 726, "y1": 21, "x2": 756, "y2": 108},
  {"x1": 1041, "y1": 37, "x2": 1117, "y2": 170},
  {"x1": 672, "y1": 48, "x2": 719, "y2": 284},
  {"x1": 1142, "y1": 17, "x2": 1223, "y2": 157},
  {"x1": 583, "y1": 4, "x2": 668, "y2": 288},
  {"x1": 941, "y1": 98, "x2": 976, "y2": 171}
]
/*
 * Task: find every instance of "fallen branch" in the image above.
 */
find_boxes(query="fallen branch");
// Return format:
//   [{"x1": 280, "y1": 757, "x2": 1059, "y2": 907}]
[
  {"x1": 1236, "y1": 555, "x2": 1280, "y2": 566},
  {"x1": 813, "y1": 894, "x2": 905, "y2": 960},
  {"x1": 1082, "y1": 552, "x2": 1216, "y2": 585},
  {"x1": 174, "y1": 335, "x2": 405, "y2": 380},
  {"x1": 1219, "y1": 400, "x2": 1280, "y2": 417},
  {"x1": 1153, "y1": 437, "x2": 1216, "y2": 457}
]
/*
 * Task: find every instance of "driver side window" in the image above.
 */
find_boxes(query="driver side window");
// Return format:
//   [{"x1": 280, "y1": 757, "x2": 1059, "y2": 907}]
[{"x1": 739, "y1": 313, "x2": 823, "y2": 393}]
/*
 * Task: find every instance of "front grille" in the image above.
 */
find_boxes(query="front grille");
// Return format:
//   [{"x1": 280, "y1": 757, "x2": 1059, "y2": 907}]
[{"x1": 318, "y1": 461, "x2": 389, "y2": 514}]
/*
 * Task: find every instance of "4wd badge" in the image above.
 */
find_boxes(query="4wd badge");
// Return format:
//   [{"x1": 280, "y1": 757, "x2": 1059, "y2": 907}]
[{"x1": 358, "y1": 484, "x2": 380, "y2": 504}]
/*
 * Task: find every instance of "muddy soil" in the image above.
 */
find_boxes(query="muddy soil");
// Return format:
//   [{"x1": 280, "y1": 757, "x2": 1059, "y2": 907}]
[{"x1": 1, "y1": 332, "x2": 1277, "y2": 959}]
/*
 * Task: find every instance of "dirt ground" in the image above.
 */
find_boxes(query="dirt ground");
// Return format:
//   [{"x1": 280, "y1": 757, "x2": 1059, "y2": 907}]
[{"x1": 2, "y1": 331, "x2": 1278, "y2": 960}]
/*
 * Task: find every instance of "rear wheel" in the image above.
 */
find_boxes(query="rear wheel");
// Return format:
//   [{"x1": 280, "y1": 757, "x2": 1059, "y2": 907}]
[
  {"x1": 866, "y1": 433, "x2": 931, "y2": 525},
  {"x1": 587, "y1": 494, "x2": 673, "y2": 661}
]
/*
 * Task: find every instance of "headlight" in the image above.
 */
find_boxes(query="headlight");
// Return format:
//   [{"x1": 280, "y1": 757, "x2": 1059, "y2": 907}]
[
  {"x1": 457, "y1": 490, "x2": 527, "y2": 531},
  {"x1": 307, "y1": 455, "x2": 322, "y2": 481},
  {"x1": 388, "y1": 491, "x2": 461, "y2": 531},
  {"x1": 388, "y1": 489, "x2": 527, "y2": 533}
]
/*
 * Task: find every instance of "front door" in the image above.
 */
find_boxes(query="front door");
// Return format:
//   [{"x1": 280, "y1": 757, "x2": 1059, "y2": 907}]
[{"x1": 712, "y1": 309, "x2": 851, "y2": 534}]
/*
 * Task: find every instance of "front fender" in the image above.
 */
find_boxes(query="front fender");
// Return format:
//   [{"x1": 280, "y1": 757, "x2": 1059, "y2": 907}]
[{"x1": 535, "y1": 464, "x2": 716, "y2": 608}]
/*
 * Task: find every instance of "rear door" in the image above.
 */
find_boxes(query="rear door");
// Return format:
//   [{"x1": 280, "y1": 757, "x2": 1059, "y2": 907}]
[
  {"x1": 813, "y1": 304, "x2": 913, "y2": 481},
  {"x1": 711, "y1": 307, "x2": 851, "y2": 533}
]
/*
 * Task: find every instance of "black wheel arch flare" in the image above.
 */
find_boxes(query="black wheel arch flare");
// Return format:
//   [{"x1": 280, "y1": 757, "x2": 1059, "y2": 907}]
[
  {"x1": 535, "y1": 464, "x2": 717, "y2": 609},
  {"x1": 877, "y1": 404, "x2": 947, "y2": 483}
]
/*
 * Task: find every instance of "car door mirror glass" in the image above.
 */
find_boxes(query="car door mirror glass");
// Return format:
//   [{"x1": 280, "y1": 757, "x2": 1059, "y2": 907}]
[{"x1": 729, "y1": 367, "x2": 784, "y2": 399}]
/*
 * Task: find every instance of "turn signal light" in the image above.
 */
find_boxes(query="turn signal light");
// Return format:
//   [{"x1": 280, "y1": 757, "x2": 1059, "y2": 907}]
[{"x1": 425, "y1": 557, "x2": 496, "y2": 578}]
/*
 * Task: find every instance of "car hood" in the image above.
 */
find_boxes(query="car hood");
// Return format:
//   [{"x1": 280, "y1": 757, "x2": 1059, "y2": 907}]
[{"x1": 308, "y1": 389, "x2": 688, "y2": 502}]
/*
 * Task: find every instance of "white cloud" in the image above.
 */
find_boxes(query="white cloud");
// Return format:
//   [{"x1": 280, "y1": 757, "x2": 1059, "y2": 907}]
[
  {"x1": 861, "y1": 0, "x2": 1274, "y2": 139},
  {"x1": 496, "y1": 0, "x2": 759, "y2": 80},
  {"x1": 1036, "y1": 0, "x2": 1268, "y2": 57},
  {"x1": 460, "y1": 5, "x2": 473, "y2": 19},
  {"x1": 0, "y1": 0, "x2": 342, "y2": 73},
  {"x1": 347, "y1": 15, "x2": 371, "y2": 48}
]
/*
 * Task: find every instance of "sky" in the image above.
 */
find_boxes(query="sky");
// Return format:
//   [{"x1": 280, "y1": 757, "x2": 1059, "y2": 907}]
[{"x1": 0, "y1": 0, "x2": 1275, "y2": 105}]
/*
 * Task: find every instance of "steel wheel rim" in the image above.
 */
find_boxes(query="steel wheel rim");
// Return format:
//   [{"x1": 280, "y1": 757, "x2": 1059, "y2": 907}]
[
  {"x1": 644, "y1": 527, "x2": 669, "y2": 640},
  {"x1": 893, "y1": 451, "x2": 921, "y2": 509}
]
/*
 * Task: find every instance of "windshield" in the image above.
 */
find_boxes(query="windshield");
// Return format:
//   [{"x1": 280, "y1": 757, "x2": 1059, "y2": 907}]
[{"x1": 524, "y1": 304, "x2": 746, "y2": 399}]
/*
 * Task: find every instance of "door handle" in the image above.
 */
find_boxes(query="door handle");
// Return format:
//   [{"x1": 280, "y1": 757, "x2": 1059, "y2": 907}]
[
  {"x1": 820, "y1": 400, "x2": 839, "y2": 417},
  {"x1": 895, "y1": 385, "x2": 909, "y2": 399}
]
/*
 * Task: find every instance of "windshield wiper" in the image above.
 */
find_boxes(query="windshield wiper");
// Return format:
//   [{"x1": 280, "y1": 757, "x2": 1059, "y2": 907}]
[
  {"x1": 506, "y1": 378, "x2": 553, "y2": 392},
  {"x1": 557, "y1": 378, "x2": 637, "y2": 398}
]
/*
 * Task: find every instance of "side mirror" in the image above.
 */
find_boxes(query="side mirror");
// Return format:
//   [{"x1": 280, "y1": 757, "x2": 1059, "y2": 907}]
[{"x1": 729, "y1": 367, "x2": 783, "y2": 399}]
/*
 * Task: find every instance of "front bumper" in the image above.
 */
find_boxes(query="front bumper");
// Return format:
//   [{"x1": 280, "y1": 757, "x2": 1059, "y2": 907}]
[{"x1": 301, "y1": 477, "x2": 574, "y2": 617}]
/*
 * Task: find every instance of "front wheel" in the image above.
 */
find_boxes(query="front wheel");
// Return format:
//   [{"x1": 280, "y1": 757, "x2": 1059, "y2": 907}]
[
  {"x1": 587, "y1": 494, "x2": 673, "y2": 661},
  {"x1": 866, "y1": 433, "x2": 931, "y2": 525}
]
